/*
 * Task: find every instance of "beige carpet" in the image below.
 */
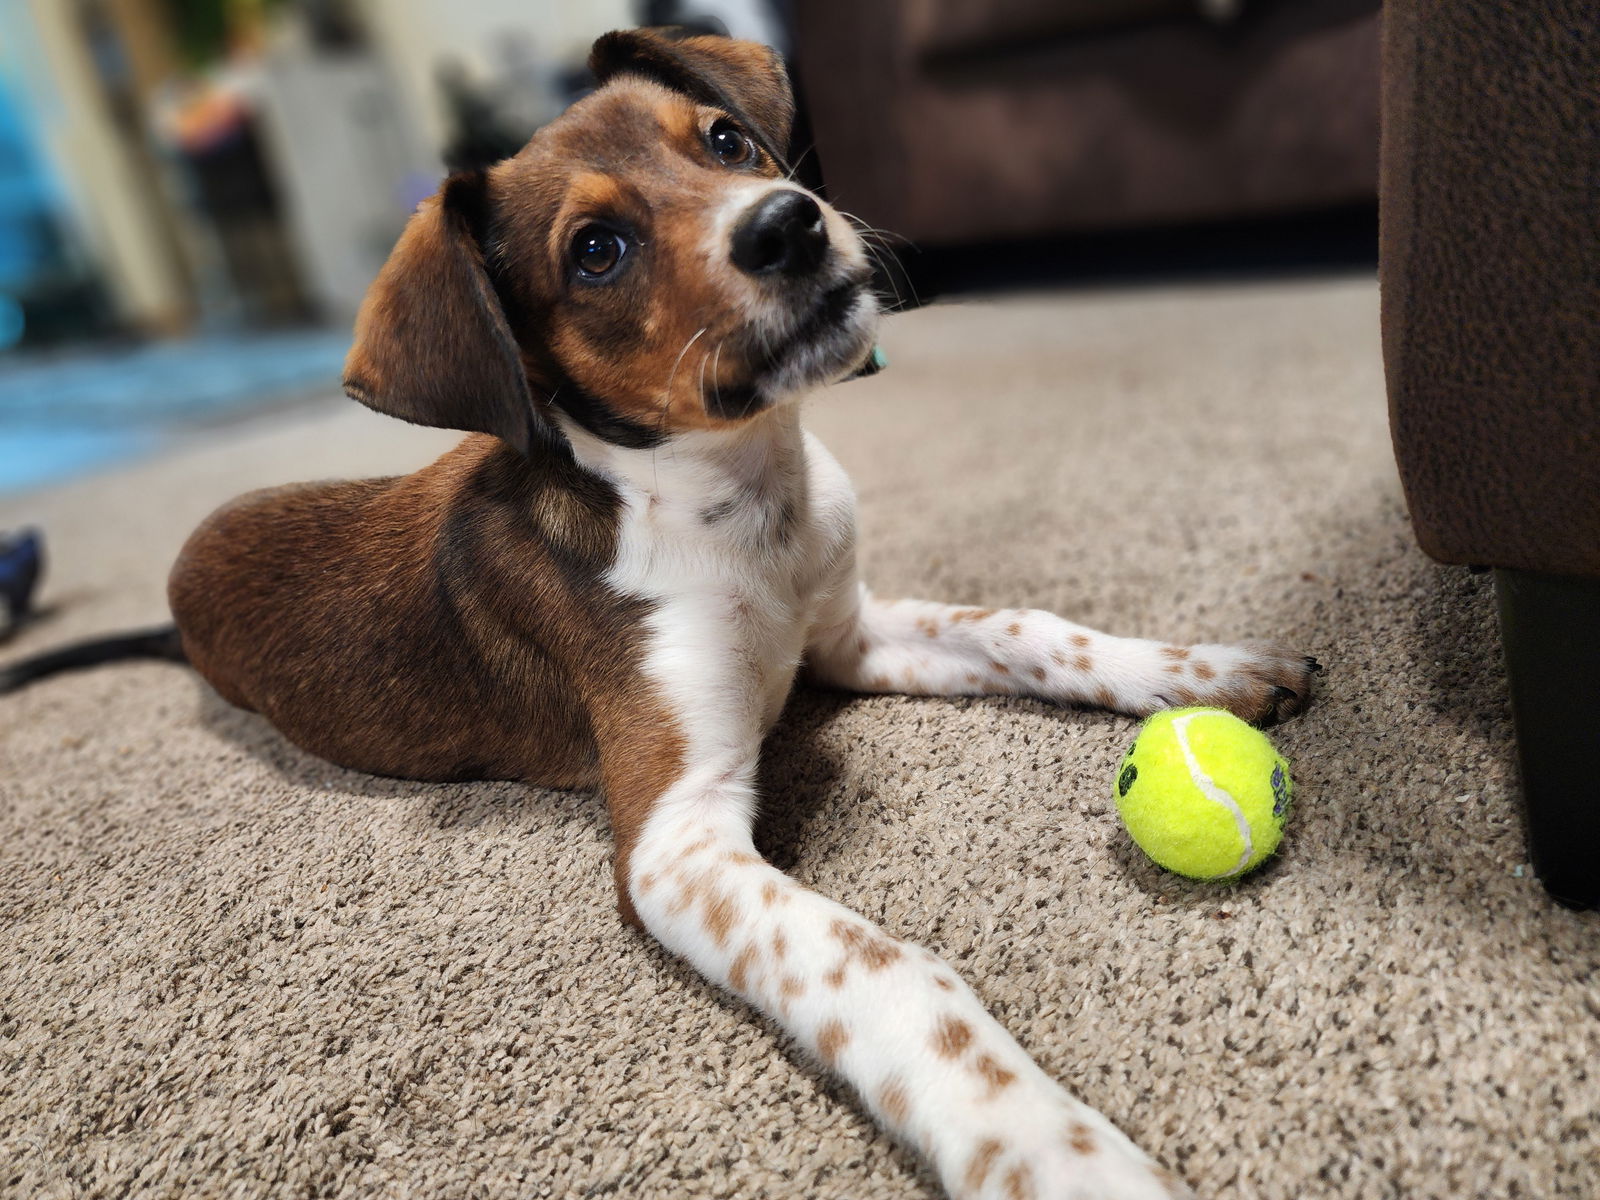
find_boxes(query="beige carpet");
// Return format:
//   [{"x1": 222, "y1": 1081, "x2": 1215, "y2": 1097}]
[{"x1": 3, "y1": 278, "x2": 1596, "y2": 1200}]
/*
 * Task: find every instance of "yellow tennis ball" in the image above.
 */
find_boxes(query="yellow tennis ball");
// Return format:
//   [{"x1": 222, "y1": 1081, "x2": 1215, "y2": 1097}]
[{"x1": 1113, "y1": 707, "x2": 1292, "y2": 880}]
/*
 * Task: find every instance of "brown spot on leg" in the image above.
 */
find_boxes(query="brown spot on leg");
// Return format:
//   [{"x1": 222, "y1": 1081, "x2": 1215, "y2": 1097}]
[
  {"x1": 724, "y1": 850, "x2": 762, "y2": 866},
  {"x1": 966, "y1": 672, "x2": 982, "y2": 685},
  {"x1": 1051, "y1": 651, "x2": 1068, "y2": 667},
  {"x1": 965, "y1": 1139, "x2": 1004, "y2": 1191},
  {"x1": 974, "y1": 1053, "x2": 1017, "y2": 1096},
  {"x1": 863, "y1": 937, "x2": 902, "y2": 968},
  {"x1": 1160, "y1": 646, "x2": 1191, "y2": 661},
  {"x1": 831, "y1": 920, "x2": 903, "y2": 969},
  {"x1": 917, "y1": 617, "x2": 940, "y2": 638},
  {"x1": 990, "y1": 661, "x2": 1010, "y2": 675},
  {"x1": 668, "y1": 874, "x2": 706, "y2": 917},
  {"x1": 1075, "y1": 654, "x2": 1093, "y2": 673},
  {"x1": 1071, "y1": 633, "x2": 1091, "y2": 648},
  {"x1": 703, "y1": 889, "x2": 739, "y2": 948},
  {"x1": 824, "y1": 964, "x2": 848, "y2": 989},
  {"x1": 1003, "y1": 1163, "x2": 1037, "y2": 1200},
  {"x1": 1165, "y1": 662, "x2": 1183, "y2": 674},
  {"x1": 638, "y1": 872, "x2": 657, "y2": 893},
  {"x1": 1094, "y1": 686, "x2": 1117, "y2": 710},
  {"x1": 678, "y1": 836, "x2": 715, "y2": 858},
  {"x1": 772, "y1": 928, "x2": 788, "y2": 960},
  {"x1": 856, "y1": 636, "x2": 869, "y2": 655},
  {"x1": 728, "y1": 943, "x2": 759, "y2": 992},
  {"x1": 932, "y1": 1015, "x2": 974, "y2": 1059},
  {"x1": 1031, "y1": 666, "x2": 1047, "y2": 682},
  {"x1": 1193, "y1": 661, "x2": 1216, "y2": 681},
  {"x1": 1006, "y1": 621, "x2": 1022, "y2": 637},
  {"x1": 816, "y1": 1019, "x2": 850, "y2": 1065},
  {"x1": 933, "y1": 975, "x2": 956, "y2": 991},
  {"x1": 760, "y1": 880, "x2": 779, "y2": 907},
  {"x1": 1067, "y1": 1121, "x2": 1098, "y2": 1155},
  {"x1": 779, "y1": 974, "x2": 805, "y2": 1000},
  {"x1": 878, "y1": 1077, "x2": 910, "y2": 1124}
]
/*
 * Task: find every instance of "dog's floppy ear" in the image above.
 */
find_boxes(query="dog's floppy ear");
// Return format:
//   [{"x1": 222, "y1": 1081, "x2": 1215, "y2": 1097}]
[
  {"x1": 343, "y1": 170, "x2": 561, "y2": 459},
  {"x1": 589, "y1": 27, "x2": 795, "y2": 163}
]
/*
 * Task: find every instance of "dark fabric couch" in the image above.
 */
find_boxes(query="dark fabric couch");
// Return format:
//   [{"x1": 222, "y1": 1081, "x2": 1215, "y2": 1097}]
[
  {"x1": 791, "y1": 0, "x2": 1381, "y2": 245},
  {"x1": 1381, "y1": 0, "x2": 1600, "y2": 907}
]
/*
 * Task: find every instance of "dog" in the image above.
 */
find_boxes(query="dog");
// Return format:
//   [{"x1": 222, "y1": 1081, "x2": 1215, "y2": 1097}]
[{"x1": 1, "y1": 29, "x2": 1319, "y2": 1199}]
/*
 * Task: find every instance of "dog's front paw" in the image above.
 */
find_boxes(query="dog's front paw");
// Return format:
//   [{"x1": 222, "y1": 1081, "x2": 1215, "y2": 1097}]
[
  {"x1": 941, "y1": 1103, "x2": 1193, "y2": 1200},
  {"x1": 1152, "y1": 642, "x2": 1320, "y2": 727}
]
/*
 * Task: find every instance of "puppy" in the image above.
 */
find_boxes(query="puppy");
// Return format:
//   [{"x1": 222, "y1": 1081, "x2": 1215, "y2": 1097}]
[{"x1": 6, "y1": 29, "x2": 1318, "y2": 1200}]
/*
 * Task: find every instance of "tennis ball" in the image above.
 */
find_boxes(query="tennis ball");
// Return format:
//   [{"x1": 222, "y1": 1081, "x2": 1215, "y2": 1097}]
[{"x1": 1113, "y1": 707, "x2": 1292, "y2": 880}]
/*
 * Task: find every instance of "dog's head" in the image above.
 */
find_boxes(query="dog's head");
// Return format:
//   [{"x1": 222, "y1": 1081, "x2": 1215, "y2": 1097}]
[{"x1": 343, "y1": 28, "x2": 878, "y2": 458}]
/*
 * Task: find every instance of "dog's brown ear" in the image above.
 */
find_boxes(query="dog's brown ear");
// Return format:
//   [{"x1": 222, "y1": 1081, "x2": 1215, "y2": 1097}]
[
  {"x1": 343, "y1": 170, "x2": 561, "y2": 459},
  {"x1": 589, "y1": 28, "x2": 794, "y2": 162}
]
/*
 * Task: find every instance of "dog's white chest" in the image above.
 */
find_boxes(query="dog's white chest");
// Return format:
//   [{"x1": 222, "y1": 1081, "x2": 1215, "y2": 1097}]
[{"x1": 568, "y1": 417, "x2": 856, "y2": 750}]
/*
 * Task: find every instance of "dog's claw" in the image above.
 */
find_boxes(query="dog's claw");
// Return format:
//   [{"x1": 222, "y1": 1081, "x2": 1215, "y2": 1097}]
[{"x1": 1304, "y1": 655, "x2": 1324, "y2": 673}]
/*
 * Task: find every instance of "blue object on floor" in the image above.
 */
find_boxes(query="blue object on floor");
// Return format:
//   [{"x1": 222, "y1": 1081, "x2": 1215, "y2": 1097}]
[
  {"x1": 0, "y1": 526, "x2": 42, "y2": 637},
  {"x1": 0, "y1": 328, "x2": 350, "y2": 494}
]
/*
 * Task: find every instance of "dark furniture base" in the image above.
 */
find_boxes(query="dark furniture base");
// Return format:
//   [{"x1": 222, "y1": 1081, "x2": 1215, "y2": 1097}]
[{"x1": 1494, "y1": 569, "x2": 1600, "y2": 910}]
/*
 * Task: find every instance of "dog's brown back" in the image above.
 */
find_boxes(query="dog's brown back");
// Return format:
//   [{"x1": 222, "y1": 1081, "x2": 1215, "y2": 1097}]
[{"x1": 169, "y1": 435, "x2": 635, "y2": 789}]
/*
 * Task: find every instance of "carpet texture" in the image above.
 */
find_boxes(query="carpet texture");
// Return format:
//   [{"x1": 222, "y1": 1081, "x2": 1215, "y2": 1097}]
[{"x1": 3, "y1": 278, "x2": 1596, "y2": 1200}]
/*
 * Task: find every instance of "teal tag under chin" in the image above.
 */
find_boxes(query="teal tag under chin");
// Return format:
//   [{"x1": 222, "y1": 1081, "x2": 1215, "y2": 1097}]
[{"x1": 847, "y1": 344, "x2": 888, "y2": 380}]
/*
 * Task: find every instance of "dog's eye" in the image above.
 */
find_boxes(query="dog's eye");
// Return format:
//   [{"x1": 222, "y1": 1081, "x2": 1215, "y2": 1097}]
[
  {"x1": 708, "y1": 119, "x2": 753, "y2": 166},
  {"x1": 571, "y1": 226, "x2": 626, "y2": 278}
]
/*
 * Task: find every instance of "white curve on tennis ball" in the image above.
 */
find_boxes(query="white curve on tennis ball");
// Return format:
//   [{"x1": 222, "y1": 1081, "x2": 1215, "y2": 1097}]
[{"x1": 1169, "y1": 711, "x2": 1254, "y2": 878}]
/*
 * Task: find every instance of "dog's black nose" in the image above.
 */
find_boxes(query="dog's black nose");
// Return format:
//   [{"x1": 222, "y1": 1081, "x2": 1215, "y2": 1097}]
[{"x1": 730, "y1": 191, "x2": 827, "y2": 276}]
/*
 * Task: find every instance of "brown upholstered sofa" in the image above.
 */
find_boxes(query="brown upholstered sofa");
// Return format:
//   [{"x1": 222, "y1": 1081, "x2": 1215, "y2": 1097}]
[
  {"x1": 1381, "y1": 0, "x2": 1599, "y2": 908},
  {"x1": 790, "y1": 0, "x2": 1381, "y2": 245}
]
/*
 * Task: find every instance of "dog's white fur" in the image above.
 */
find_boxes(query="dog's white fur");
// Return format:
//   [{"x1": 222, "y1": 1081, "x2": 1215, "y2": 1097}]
[{"x1": 560, "y1": 392, "x2": 1207, "y2": 1197}]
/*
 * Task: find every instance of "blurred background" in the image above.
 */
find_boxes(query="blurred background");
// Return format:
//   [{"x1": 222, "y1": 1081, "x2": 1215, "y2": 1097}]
[{"x1": 0, "y1": 0, "x2": 1377, "y2": 497}]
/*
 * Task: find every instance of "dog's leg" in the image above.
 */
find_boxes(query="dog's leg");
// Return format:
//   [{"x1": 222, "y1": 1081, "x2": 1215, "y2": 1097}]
[
  {"x1": 604, "y1": 742, "x2": 1189, "y2": 1200},
  {"x1": 807, "y1": 584, "x2": 1317, "y2": 725}
]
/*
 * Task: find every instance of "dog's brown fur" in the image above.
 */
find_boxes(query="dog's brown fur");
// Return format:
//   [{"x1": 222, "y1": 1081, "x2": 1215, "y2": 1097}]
[
  {"x1": 171, "y1": 440, "x2": 613, "y2": 787},
  {"x1": 169, "y1": 29, "x2": 814, "y2": 921},
  {"x1": 168, "y1": 436, "x2": 690, "y2": 923}
]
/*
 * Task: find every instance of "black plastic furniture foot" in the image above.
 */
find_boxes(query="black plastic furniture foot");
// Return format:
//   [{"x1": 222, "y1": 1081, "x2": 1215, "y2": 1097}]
[{"x1": 1494, "y1": 569, "x2": 1600, "y2": 910}]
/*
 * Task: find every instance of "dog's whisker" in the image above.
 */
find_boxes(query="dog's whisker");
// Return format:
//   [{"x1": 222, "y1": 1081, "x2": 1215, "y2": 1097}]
[
  {"x1": 664, "y1": 327, "x2": 709, "y2": 405},
  {"x1": 653, "y1": 326, "x2": 709, "y2": 491},
  {"x1": 834, "y1": 209, "x2": 920, "y2": 310},
  {"x1": 651, "y1": 391, "x2": 673, "y2": 495},
  {"x1": 838, "y1": 208, "x2": 915, "y2": 249},
  {"x1": 687, "y1": 339, "x2": 717, "y2": 458},
  {"x1": 781, "y1": 144, "x2": 817, "y2": 184},
  {"x1": 868, "y1": 243, "x2": 922, "y2": 312},
  {"x1": 860, "y1": 243, "x2": 908, "y2": 313},
  {"x1": 696, "y1": 339, "x2": 712, "y2": 407},
  {"x1": 710, "y1": 339, "x2": 726, "y2": 416}
]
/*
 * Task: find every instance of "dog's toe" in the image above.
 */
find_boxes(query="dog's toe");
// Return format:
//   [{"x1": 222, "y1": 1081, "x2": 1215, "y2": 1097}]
[
  {"x1": 1184, "y1": 642, "x2": 1319, "y2": 726},
  {"x1": 1242, "y1": 646, "x2": 1318, "y2": 725}
]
